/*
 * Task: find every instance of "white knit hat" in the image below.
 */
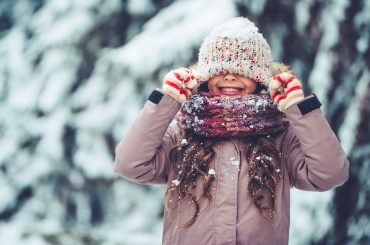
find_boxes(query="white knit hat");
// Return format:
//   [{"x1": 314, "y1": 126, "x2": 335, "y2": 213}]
[{"x1": 197, "y1": 17, "x2": 273, "y2": 87}]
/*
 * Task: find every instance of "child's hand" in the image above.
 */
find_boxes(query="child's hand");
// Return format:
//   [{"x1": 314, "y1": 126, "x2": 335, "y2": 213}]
[
  {"x1": 268, "y1": 72, "x2": 304, "y2": 111},
  {"x1": 162, "y1": 68, "x2": 198, "y2": 104}
]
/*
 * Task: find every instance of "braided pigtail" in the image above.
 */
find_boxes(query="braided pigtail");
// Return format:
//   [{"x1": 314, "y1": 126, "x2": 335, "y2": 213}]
[
  {"x1": 164, "y1": 131, "x2": 216, "y2": 227},
  {"x1": 245, "y1": 135, "x2": 282, "y2": 221}
]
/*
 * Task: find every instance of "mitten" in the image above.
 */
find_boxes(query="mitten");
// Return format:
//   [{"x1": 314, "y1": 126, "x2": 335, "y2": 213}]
[
  {"x1": 268, "y1": 72, "x2": 304, "y2": 111},
  {"x1": 162, "y1": 68, "x2": 198, "y2": 104}
]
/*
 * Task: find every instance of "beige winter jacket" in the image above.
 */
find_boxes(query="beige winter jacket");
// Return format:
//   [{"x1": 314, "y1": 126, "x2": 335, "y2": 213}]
[{"x1": 114, "y1": 91, "x2": 349, "y2": 245}]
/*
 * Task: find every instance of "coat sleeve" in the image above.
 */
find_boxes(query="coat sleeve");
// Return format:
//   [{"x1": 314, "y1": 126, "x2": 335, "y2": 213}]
[
  {"x1": 283, "y1": 94, "x2": 350, "y2": 191},
  {"x1": 114, "y1": 90, "x2": 182, "y2": 184}
]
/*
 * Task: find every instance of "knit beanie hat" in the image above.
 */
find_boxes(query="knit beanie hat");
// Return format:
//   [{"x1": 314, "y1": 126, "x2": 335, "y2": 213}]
[{"x1": 197, "y1": 17, "x2": 273, "y2": 87}]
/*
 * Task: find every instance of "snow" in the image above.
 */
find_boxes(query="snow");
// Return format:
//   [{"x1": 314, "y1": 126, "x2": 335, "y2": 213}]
[
  {"x1": 356, "y1": 32, "x2": 369, "y2": 53},
  {"x1": 354, "y1": 0, "x2": 370, "y2": 27},
  {"x1": 208, "y1": 169, "x2": 216, "y2": 175},
  {"x1": 294, "y1": 0, "x2": 314, "y2": 35},
  {"x1": 268, "y1": 24, "x2": 288, "y2": 60},
  {"x1": 38, "y1": 52, "x2": 80, "y2": 112},
  {"x1": 249, "y1": 0, "x2": 268, "y2": 16},
  {"x1": 289, "y1": 189, "x2": 334, "y2": 244},
  {"x1": 309, "y1": 0, "x2": 350, "y2": 109},
  {"x1": 127, "y1": 0, "x2": 155, "y2": 16},
  {"x1": 228, "y1": 156, "x2": 240, "y2": 166},
  {"x1": 230, "y1": 160, "x2": 240, "y2": 166},
  {"x1": 0, "y1": 0, "x2": 364, "y2": 244},
  {"x1": 0, "y1": 223, "x2": 49, "y2": 245},
  {"x1": 0, "y1": 176, "x2": 17, "y2": 211},
  {"x1": 74, "y1": 130, "x2": 116, "y2": 179},
  {"x1": 338, "y1": 69, "x2": 370, "y2": 154},
  {"x1": 180, "y1": 138, "x2": 188, "y2": 146},
  {"x1": 207, "y1": 17, "x2": 259, "y2": 40},
  {"x1": 107, "y1": 0, "x2": 237, "y2": 80},
  {"x1": 172, "y1": 179, "x2": 180, "y2": 186},
  {"x1": 319, "y1": 0, "x2": 350, "y2": 50},
  {"x1": 354, "y1": 0, "x2": 370, "y2": 54},
  {"x1": 308, "y1": 51, "x2": 333, "y2": 110}
]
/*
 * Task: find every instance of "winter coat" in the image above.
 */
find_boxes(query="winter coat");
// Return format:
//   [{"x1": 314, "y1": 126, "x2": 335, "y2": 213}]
[{"x1": 114, "y1": 91, "x2": 349, "y2": 245}]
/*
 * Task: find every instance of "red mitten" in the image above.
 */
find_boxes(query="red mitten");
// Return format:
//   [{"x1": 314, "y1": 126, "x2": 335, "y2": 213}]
[
  {"x1": 268, "y1": 72, "x2": 304, "y2": 111},
  {"x1": 162, "y1": 68, "x2": 198, "y2": 103}
]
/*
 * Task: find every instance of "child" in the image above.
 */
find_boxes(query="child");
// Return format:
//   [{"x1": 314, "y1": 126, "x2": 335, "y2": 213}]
[{"x1": 114, "y1": 17, "x2": 349, "y2": 245}]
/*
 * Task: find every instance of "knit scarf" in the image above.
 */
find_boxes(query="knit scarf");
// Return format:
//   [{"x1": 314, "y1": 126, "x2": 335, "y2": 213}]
[{"x1": 176, "y1": 91, "x2": 289, "y2": 138}]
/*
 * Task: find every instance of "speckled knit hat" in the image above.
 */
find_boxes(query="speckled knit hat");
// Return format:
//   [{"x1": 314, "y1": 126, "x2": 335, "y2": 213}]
[{"x1": 197, "y1": 17, "x2": 273, "y2": 87}]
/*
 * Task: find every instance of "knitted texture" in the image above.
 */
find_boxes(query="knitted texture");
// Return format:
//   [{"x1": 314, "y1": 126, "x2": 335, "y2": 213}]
[
  {"x1": 269, "y1": 72, "x2": 305, "y2": 111},
  {"x1": 176, "y1": 92, "x2": 289, "y2": 138},
  {"x1": 162, "y1": 68, "x2": 198, "y2": 104},
  {"x1": 197, "y1": 17, "x2": 273, "y2": 87}
]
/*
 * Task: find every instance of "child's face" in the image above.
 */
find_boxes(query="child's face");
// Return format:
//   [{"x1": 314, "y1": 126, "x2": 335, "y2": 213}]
[{"x1": 207, "y1": 74, "x2": 257, "y2": 96}]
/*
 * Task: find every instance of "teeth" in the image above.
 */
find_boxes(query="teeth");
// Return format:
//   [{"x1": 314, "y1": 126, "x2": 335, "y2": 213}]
[{"x1": 221, "y1": 88, "x2": 240, "y2": 92}]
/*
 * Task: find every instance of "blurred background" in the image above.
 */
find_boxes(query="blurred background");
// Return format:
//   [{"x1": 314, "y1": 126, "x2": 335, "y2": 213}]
[{"x1": 0, "y1": 0, "x2": 369, "y2": 244}]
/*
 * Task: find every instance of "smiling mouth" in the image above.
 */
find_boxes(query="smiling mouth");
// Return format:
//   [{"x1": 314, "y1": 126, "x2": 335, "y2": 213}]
[
  {"x1": 220, "y1": 87, "x2": 243, "y2": 92},
  {"x1": 217, "y1": 87, "x2": 245, "y2": 95}
]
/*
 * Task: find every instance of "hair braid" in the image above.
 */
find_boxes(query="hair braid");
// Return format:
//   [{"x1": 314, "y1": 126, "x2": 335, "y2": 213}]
[
  {"x1": 164, "y1": 132, "x2": 216, "y2": 228},
  {"x1": 244, "y1": 136, "x2": 282, "y2": 221}
]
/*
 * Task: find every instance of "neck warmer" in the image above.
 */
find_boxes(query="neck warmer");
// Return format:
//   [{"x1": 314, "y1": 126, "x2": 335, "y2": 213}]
[{"x1": 176, "y1": 91, "x2": 289, "y2": 138}]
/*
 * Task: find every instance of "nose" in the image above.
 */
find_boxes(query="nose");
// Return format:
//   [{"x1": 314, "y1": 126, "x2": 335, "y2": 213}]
[{"x1": 224, "y1": 74, "x2": 237, "y2": 82}]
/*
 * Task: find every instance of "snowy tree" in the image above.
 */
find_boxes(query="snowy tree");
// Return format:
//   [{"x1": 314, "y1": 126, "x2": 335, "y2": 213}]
[{"x1": 0, "y1": 0, "x2": 368, "y2": 244}]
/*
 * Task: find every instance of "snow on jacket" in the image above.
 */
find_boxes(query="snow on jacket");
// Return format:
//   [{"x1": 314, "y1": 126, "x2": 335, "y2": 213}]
[{"x1": 114, "y1": 91, "x2": 349, "y2": 245}]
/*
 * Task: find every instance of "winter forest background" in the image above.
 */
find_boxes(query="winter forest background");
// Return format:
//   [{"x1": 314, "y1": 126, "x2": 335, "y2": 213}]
[{"x1": 0, "y1": 0, "x2": 369, "y2": 244}]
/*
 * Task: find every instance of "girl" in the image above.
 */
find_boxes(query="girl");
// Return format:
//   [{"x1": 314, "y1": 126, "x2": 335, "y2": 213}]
[{"x1": 114, "y1": 17, "x2": 349, "y2": 245}]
